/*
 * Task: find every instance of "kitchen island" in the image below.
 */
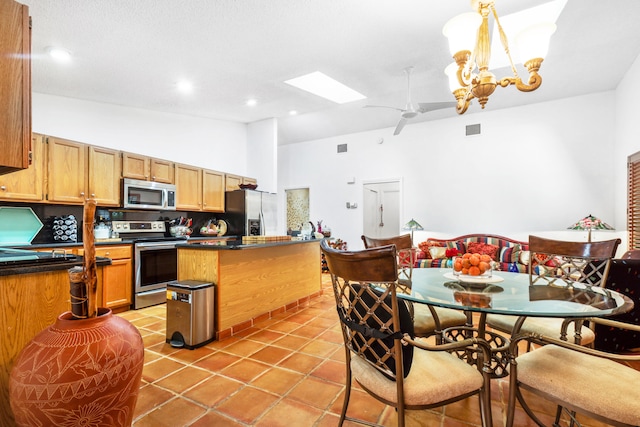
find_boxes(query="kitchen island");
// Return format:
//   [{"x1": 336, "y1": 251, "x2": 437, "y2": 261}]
[{"x1": 177, "y1": 239, "x2": 322, "y2": 340}]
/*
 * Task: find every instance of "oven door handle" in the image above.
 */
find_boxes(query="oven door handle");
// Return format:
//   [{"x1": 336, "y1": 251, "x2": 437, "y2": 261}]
[{"x1": 135, "y1": 242, "x2": 179, "y2": 250}]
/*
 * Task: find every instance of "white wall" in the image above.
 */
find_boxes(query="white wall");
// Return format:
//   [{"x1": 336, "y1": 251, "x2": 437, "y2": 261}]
[
  {"x1": 32, "y1": 93, "x2": 248, "y2": 175},
  {"x1": 279, "y1": 92, "x2": 625, "y2": 252},
  {"x1": 614, "y1": 52, "x2": 640, "y2": 231}
]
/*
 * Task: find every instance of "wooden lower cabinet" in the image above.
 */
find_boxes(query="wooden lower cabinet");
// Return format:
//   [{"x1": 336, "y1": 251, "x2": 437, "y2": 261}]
[{"x1": 78, "y1": 245, "x2": 132, "y2": 311}]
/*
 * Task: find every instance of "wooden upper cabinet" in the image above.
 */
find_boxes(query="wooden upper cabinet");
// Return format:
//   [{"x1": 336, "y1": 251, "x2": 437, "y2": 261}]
[
  {"x1": 46, "y1": 137, "x2": 87, "y2": 204},
  {"x1": 0, "y1": 133, "x2": 44, "y2": 201},
  {"x1": 150, "y1": 158, "x2": 174, "y2": 183},
  {"x1": 122, "y1": 152, "x2": 174, "y2": 183},
  {"x1": 243, "y1": 177, "x2": 257, "y2": 186},
  {"x1": 0, "y1": 0, "x2": 31, "y2": 175},
  {"x1": 88, "y1": 145, "x2": 121, "y2": 206},
  {"x1": 122, "y1": 152, "x2": 149, "y2": 181},
  {"x1": 175, "y1": 163, "x2": 202, "y2": 211},
  {"x1": 225, "y1": 174, "x2": 242, "y2": 191},
  {"x1": 202, "y1": 169, "x2": 224, "y2": 212}
]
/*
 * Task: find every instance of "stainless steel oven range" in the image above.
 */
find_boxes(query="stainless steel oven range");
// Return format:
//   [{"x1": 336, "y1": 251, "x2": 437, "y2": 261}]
[{"x1": 112, "y1": 220, "x2": 185, "y2": 309}]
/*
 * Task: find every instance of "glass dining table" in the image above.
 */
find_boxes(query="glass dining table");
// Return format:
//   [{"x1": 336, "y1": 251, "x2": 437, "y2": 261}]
[{"x1": 397, "y1": 268, "x2": 634, "y2": 377}]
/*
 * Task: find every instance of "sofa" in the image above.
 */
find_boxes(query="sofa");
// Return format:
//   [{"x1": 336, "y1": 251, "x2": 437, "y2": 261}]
[{"x1": 415, "y1": 234, "x2": 530, "y2": 273}]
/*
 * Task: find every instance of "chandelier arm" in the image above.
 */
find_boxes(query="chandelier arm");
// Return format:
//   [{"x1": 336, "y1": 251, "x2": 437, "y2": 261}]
[{"x1": 491, "y1": 4, "x2": 519, "y2": 79}]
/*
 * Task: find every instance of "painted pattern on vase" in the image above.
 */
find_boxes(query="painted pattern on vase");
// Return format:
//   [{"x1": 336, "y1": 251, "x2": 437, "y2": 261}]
[{"x1": 9, "y1": 308, "x2": 144, "y2": 427}]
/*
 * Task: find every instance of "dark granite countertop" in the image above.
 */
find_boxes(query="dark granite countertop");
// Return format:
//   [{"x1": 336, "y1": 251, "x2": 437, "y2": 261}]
[
  {"x1": 177, "y1": 238, "x2": 321, "y2": 250},
  {"x1": 0, "y1": 256, "x2": 112, "y2": 277}
]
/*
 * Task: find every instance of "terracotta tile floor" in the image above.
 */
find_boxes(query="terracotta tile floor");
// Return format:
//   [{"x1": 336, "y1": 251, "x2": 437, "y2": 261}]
[{"x1": 117, "y1": 275, "x2": 630, "y2": 427}]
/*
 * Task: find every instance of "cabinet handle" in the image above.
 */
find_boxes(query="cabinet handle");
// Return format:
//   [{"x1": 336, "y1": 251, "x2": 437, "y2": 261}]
[
  {"x1": 105, "y1": 252, "x2": 110, "y2": 256},
  {"x1": 0, "y1": 186, "x2": 6, "y2": 191},
  {"x1": 91, "y1": 193, "x2": 96, "y2": 197},
  {"x1": 152, "y1": 176, "x2": 156, "y2": 180},
  {"x1": 80, "y1": 192, "x2": 85, "y2": 196}
]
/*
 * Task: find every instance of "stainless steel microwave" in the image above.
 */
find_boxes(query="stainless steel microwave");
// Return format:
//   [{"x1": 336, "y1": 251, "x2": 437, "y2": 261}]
[{"x1": 122, "y1": 178, "x2": 177, "y2": 210}]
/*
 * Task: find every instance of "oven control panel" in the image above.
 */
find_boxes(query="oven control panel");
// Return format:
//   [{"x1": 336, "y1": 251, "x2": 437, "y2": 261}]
[{"x1": 112, "y1": 221, "x2": 166, "y2": 234}]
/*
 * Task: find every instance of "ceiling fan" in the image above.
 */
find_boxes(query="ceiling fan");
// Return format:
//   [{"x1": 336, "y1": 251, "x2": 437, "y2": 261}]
[{"x1": 364, "y1": 66, "x2": 456, "y2": 135}]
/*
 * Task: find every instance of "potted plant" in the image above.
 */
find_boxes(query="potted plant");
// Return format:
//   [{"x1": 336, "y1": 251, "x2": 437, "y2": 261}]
[{"x1": 9, "y1": 200, "x2": 145, "y2": 427}]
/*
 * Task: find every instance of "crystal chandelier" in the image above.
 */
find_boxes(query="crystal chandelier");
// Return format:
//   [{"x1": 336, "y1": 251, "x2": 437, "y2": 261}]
[{"x1": 442, "y1": 0, "x2": 556, "y2": 114}]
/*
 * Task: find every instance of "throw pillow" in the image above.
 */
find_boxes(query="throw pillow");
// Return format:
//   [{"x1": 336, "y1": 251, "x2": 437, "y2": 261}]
[
  {"x1": 446, "y1": 240, "x2": 466, "y2": 254},
  {"x1": 499, "y1": 244, "x2": 521, "y2": 263},
  {"x1": 466, "y1": 242, "x2": 499, "y2": 261},
  {"x1": 418, "y1": 240, "x2": 443, "y2": 259},
  {"x1": 520, "y1": 250, "x2": 531, "y2": 265},
  {"x1": 429, "y1": 246, "x2": 448, "y2": 259}
]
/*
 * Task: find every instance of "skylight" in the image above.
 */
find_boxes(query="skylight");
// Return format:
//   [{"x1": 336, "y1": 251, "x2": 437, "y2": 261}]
[{"x1": 284, "y1": 71, "x2": 366, "y2": 104}]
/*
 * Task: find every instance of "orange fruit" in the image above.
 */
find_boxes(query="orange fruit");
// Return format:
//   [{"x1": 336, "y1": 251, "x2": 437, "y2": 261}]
[
  {"x1": 480, "y1": 254, "x2": 491, "y2": 262},
  {"x1": 479, "y1": 261, "x2": 490, "y2": 273},
  {"x1": 454, "y1": 259, "x2": 463, "y2": 271},
  {"x1": 463, "y1": 253, "x2": 472, "y2": 259},
  {"x1": 461, "y1": 268, "x2": 469, "y2": 275},
  {"x1": 469, "y1": 254, "x2": 480, "y2": 266},
  {"x1": 468, "y1": 266, "x2": 481, "y2": 276},
  {"x1": 462, "y1": 259, "x2": 471, "y2": 269}
]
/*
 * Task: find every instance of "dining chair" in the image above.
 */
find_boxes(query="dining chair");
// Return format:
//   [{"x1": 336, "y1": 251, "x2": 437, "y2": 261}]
[
  {"x1": 621, "y1": 249, "x2": 640, "y2": 259},
  {"x1": 321, "y1": 239, "x2": 493, "y2": 427},
  {"x1": 486, "y1": 235, "x2": 621, "y2": 346},
  {"x1": 361, "y1": 234, "x2": 469, "y2": 342},
  {"x1": 506, "y1": 317, "x2": 640, "y2": 427}
]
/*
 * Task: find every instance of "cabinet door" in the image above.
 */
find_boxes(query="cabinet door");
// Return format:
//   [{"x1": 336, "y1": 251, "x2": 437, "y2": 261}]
[
  {"x1": 203, "y1": 169, "x2": 225, "y2": 212},
  {"x1": 88, "y1": 146, "x2": 121, "y2": 206},
  {"x1": 225, "y1": 174, "x2": 242, "y2": 191},
  {"x1": 46, "y1": 137, "x2": 87, "y2": 204},
  {"x1": 243, "y1": 177, "x2": 257, "y2": 186},
  {"x1": 150, "y1": 158, "x2": 174, "y2": 183},
  {"x1": 102, "y1": 257, "x2": 132, "y2": 309},
  {"x1": 175, "y1": 163, "x2": 202, "y2": 211},
  {"x1": 0, "y1": 133, "x2": 44, "y2": 201},
  {"x1": 0, "y1": 0, "x2": 30, "y2": 174},
  {"x1": 121, "y1": 152, "x2": 149, "y2": 180}
]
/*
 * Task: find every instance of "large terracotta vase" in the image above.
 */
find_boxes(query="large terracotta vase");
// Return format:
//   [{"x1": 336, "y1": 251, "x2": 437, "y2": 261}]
[{"x1": 9, "y1": 307, "x2": 144, "y2": 427}]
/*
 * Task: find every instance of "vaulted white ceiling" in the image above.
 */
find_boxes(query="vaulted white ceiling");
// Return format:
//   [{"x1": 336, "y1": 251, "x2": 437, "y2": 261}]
[{"x1": 20, "y1": 0, "x2": 640, "y2": 144}]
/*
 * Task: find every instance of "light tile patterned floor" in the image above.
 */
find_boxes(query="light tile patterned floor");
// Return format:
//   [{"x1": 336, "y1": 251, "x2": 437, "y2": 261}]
[{"x1": 118, "y1": 275, "x2": 623, "y2": 427}]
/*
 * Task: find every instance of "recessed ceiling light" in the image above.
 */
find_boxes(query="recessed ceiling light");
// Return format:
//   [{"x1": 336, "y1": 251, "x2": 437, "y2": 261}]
[
  {"x1": 284, "y1": 71, "x2": 366, "y2": 104},
  {"x1": 246, "y1": 99, "x2": 257, "y2": 107},
  {"x1": 289, "y1": 110, "x2": 298, "y2": 116},
  {"x1": 176, "y1": 80, "x2": 193, "y2": 94},
  {"x1": 45, "y1": 46, "x2": 71, "y2": 62}
]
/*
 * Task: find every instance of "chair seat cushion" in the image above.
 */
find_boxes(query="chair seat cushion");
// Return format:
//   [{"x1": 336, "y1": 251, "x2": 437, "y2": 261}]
[
  {"x1": 351, "y1": 344, "x2": 484, "y2": 407},
  {"x1": 516, "y1": 344, "x2": 640, "y2": 426},
  {"x1": 486, "y1": 314, "x2": 595, "y2": 345},
  {"x1": 413, "y1": 305, "x2": 468, "y2": 336}
]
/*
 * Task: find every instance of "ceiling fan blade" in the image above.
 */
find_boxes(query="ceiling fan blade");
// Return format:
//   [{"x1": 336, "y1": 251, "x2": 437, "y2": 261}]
[
  {"x1": 393, "y1": 118, "x2": 407, "y2": 136},
  {"x1": 364, "y1": 105, "x2": 404, "y2": 112},
  {"x1": 417, "y1": 101, "x2": 457, "y2": 113}
]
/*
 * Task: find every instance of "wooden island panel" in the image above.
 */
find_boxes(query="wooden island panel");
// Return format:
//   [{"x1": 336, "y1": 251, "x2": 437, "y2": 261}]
[
  {"x1": 0, "y1": 267, "x2": 103, "y2": 425},
  {"x1": 177, "y1": 241, "x2": 321, "y2": 338}
]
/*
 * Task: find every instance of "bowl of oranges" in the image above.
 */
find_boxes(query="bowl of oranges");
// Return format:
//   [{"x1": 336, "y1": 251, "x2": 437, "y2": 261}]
[{"x1": 452, "y1": 253, "x2": 493, "y2": 279}]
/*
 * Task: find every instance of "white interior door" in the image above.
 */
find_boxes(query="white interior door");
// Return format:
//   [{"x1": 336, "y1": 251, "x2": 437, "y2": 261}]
[{"x1": 363, "y1": 181, "x2": 400, "y2": 239}]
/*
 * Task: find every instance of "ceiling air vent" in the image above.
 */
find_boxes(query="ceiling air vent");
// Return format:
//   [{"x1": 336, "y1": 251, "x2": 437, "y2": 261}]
[
  {"x1": 337, "y1": 143, "x2": 347, "y2": 153},
  {"x1": 466, "y1": 123, "x2": 481, "y2": 136}
]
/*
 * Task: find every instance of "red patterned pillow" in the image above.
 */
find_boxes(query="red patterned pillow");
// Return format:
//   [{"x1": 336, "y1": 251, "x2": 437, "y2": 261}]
[
  {"x1": 418, "y1": 240, "x2": 444, "y2": 259},
  {"x1": 466, "y1": 242, "x2": 499, "y2": 261}
]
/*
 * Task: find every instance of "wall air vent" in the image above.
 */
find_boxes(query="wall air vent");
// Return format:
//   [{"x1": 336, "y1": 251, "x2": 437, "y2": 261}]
[
  {"x1": 466, "y1": 123, "x2": 481, "y2": 136},
  {"x1": 337, "y1": 143, "x2": 347, "y2": 153}
]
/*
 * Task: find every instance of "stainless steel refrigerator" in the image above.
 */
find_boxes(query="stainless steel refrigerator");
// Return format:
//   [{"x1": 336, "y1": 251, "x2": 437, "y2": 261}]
[{"x1": 225, "y1": 190, "x2": 278, "y2": 236}]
